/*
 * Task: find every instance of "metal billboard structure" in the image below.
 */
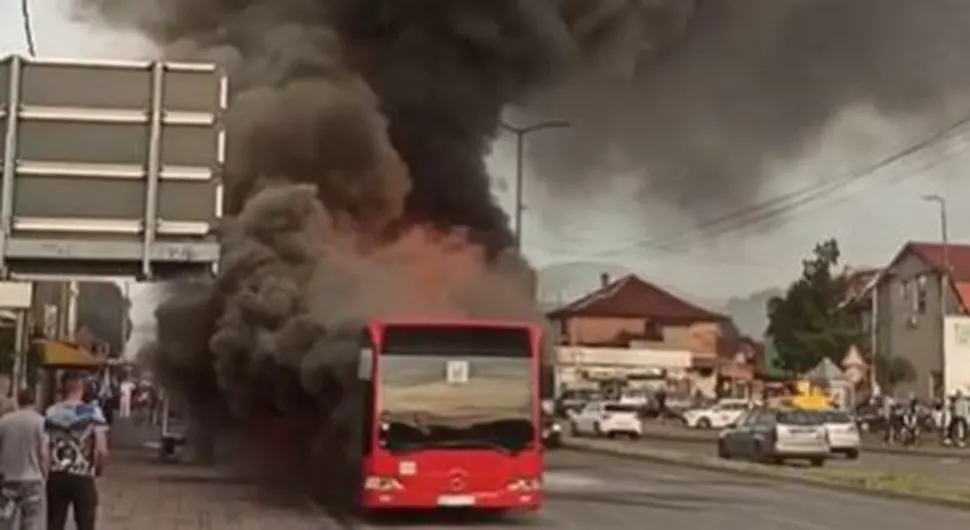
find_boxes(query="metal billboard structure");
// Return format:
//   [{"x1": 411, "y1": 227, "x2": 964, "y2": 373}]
[{"x1": 0, "y1": 55, "x2": 226, "y2": 280}]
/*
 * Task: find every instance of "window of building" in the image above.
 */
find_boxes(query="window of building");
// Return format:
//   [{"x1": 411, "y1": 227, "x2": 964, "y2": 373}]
[
  {"x1": 915, "y1": 275, "x2": 928, "y2": 313},
  {"x1": 643, "y1": 321, "x2": 663, "y2": 341}
]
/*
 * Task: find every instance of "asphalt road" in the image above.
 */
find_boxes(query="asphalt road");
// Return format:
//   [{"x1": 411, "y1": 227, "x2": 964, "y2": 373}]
[{"x1": 364, "y1": 449, "x2": 970, "y2": 529}]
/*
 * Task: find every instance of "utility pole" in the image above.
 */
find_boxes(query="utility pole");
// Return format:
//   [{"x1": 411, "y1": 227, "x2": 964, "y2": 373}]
[
  {"x1": 923, "y1": 194, "x2": 949, "y2": 397},
  {"x1": 500, "y1": 120, "x2": 570, "y2": 252}
]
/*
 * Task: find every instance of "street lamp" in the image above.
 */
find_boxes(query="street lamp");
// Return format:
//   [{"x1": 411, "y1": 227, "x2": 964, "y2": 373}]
[
  {"x1": 923, "y1": 194, "x2": 950, "y2": 398},
  {"x1": 922, "y1": 194, "x2": 950, "y2": 314},
  {"x1": 500, "y1": 120, "x2": 571, "y2": 252}
]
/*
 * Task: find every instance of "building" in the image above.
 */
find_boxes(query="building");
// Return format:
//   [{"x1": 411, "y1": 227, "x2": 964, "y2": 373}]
[
  {"x1": 852, "y1": 242, "x2": 970, "y2": 400},
  {"x1": 547, "y1": 273, "x2": 733, "y2": 396}
]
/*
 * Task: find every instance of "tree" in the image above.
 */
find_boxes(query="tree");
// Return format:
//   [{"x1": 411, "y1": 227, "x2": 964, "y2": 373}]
[
  {"x1": 766, "y1": 239, "x2": 865, "y2": 375},
  {"x1": 874, "y1": 355, "x2": 917, "y2": 392}
]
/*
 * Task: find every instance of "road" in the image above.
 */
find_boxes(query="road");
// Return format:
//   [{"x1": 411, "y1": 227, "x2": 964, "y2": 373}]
[
  {"x1": 98, "y1": 420, "x2": 970, "y2": 529},
  {"x1": 365, "y1": 450, "x2": 970, "y2": 529},
  {"x1": 631, "y1": 422, "x2": 970, "y2": 487}
]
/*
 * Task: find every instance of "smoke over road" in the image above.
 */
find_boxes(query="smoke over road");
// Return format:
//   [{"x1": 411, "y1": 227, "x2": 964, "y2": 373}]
[
  {"x1": 73, "y1": 0, "x2": 566, "y2": 515},
  {"x1": 71, "y1": 0, "x2": 970, "y2": 516}
]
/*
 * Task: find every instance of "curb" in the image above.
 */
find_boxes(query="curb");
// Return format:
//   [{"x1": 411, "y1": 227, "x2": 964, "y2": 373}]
[
  {"x1": 639, "y1": 431, "x2": 970, "y2": 459},
  {"x1": 564, "y1": 439, "x2": 970, "y2": 511}
]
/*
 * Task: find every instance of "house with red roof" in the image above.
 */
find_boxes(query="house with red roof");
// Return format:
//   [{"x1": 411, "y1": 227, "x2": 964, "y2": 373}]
[
  {"x1": 862, "y1": 241, "x2": 970, "y2": 400},
  {"x1": 548, "y1": 273, "x2": 742, "y2": 395}
]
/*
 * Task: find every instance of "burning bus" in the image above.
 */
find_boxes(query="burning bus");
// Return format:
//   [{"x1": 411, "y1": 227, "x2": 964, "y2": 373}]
[{"x1": 353, "y1": 318, "x2": 544, "y2": 512}]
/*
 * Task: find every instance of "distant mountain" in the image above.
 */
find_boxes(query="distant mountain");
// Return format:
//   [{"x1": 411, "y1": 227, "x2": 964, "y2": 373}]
[{"x1": 716, "y1": 287, "x2": 784, "y2": 338}]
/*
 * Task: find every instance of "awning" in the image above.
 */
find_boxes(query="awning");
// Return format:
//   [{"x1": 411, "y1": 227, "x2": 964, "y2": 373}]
[{"x1": 36, "y1": 340, "x2": 104, "y2": 369}]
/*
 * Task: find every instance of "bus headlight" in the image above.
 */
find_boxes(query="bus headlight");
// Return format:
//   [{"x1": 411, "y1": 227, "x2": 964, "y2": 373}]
[
  {"x1": 365, "y1": 476, "x2": 403, "y2": 492},
  {"x1": 507, "y1": 478, "x2": 541, "y2": 492}
]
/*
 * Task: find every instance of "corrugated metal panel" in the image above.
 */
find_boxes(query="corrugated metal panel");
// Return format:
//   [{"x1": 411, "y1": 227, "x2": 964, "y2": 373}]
[{"x1": 0, "y1": 55, "x2": 225, "y2": 279}]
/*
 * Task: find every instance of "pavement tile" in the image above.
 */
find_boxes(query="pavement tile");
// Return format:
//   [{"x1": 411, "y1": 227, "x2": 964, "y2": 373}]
[{"x1": 91, "y1": 451, "x2": 329, "y2": 530}]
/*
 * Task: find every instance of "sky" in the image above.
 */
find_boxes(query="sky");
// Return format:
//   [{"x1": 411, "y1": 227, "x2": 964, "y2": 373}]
[{"x1": 5, "y1": 1, "x2": 970, "y2": 340}]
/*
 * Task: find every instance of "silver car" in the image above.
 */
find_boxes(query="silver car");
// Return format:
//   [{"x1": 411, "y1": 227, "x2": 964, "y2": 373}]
[
  {"x1": 818, "y1": 410, "x2": 861, "y2": 459},
  {"x1": 717, "y1": 407, "x2": 830, "y2": 467}
]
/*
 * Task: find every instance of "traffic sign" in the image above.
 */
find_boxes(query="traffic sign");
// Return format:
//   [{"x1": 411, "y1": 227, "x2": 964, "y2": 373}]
[{"x1": 0, "y1": 55, "x2": 225, "y2": 279}]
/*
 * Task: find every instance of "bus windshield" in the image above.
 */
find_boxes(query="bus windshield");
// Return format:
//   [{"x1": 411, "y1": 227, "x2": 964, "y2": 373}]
[{"x1": 377, "y1": 325, "x2": 535, "y2": 454}]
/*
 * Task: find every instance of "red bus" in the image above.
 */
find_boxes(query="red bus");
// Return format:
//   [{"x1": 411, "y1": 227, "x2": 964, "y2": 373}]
[{"x1": 355, "y1": 319, "x2": 544, "y2": 512}]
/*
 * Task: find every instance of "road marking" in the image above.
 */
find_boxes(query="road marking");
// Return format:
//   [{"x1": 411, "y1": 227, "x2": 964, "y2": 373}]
[
  {"x1": 543, "y1": 471, "x2": 604, "y2": 490},
  {"x1": 762, "y1": 513, "x2": 836, "y2": 530}
]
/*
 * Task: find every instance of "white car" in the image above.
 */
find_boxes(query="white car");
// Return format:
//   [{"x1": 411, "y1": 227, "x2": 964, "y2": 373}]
[
  {"x1": 682, "y1": 399, "x2": 753, "y2": 429},
  {"x1": 569, "y1": 401, "x2": 643, "y2": 439},
  {"x1": 618, "y1": 389, "x2": 649, "y2": 408},
  {"x1": 818, "y1": 410, "x2": 861, "y2": 459}
]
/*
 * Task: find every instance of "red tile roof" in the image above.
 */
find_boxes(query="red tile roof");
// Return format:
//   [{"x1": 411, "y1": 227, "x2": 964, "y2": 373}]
[
  {"x1": 903, "y1": 242, "x2": 970, "y2": 281},
  {"x1": 548, "y1": 274, "x2": 726, "y2": 322},
  {"x1": 888, "y1": 242, "x2": 970, "y2": 312}
]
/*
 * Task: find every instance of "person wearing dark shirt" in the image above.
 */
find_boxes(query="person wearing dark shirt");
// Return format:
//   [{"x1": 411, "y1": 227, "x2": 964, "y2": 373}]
[{"x1": 45, "y1": 372, "x2": 109, "y2": 530}]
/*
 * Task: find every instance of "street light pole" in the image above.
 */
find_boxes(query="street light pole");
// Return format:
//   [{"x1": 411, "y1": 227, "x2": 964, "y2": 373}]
[
  {"x1": 923, "y1": 194, "x2": 950, "y2": 316},
  {"x1": 500, "y1": 120, "x2": 570, "y2": 252},
  {"x1": 923, "y1": 194, "x2": 949, "y2": 398}
]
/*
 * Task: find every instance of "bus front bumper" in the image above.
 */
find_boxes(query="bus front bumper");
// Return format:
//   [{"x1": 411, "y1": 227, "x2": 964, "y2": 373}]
[{"x1": 362, "y1": 488, "x2": 542, "y2": 511}]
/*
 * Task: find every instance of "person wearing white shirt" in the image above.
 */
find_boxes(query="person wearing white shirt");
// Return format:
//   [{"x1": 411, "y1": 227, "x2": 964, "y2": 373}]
[{"x1": 119, "y1": 380, "x2": 136, "y2": 419}]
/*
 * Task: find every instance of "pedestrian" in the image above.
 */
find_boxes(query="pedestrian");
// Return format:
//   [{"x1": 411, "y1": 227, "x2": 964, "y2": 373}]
[
  {"x1": 0, "y1": 389, "x2": 48, "y2": 530},
  {"x1": 949, "y1": 391, "x2": 969, "y2": 447},
  {"x1": 45, "y1": 372, "x2": 109, "y2": 530},
  {"x1": 118, "y1": 380, "x2": 134, "y2": 420}
]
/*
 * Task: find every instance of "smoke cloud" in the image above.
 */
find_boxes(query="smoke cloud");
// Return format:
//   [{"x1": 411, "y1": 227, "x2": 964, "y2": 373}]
[
  {"x1": 525, "y1": 0, "x2": 970, "y2": 209},
  {"x1": 71, "y1": 0, "x2": 970, "y2": 516},
  {"x1": 72, "y1": 0, "x2": 564, "y2": 516}
]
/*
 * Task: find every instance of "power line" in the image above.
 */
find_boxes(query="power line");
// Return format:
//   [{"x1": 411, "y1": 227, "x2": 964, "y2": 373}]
[
  {"x1": 576, "y1": 112, "x2": 970, "y2": 258},
  {"x1": 21, "y1": 0, "x2": 36, "y2": 57}
]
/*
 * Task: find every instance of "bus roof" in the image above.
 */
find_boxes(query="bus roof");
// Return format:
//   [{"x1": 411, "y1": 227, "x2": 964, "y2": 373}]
[{"x1": 367, "y1": 318, "x2": 541, "y2": 331}]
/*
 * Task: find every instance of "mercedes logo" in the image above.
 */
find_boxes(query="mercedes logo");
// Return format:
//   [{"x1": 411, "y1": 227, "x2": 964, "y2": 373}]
[
  {"x1": 449, "y1": 477, "x2": 466, "y2": 491},
  {"x1": 448, "y1": 468, "x2": 468, "y2": 491}
]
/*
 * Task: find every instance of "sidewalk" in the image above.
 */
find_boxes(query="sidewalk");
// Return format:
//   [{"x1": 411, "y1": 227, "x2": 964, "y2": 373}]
[{"x1": 90, "y1": 420, "x2": 336, "y2": 530}]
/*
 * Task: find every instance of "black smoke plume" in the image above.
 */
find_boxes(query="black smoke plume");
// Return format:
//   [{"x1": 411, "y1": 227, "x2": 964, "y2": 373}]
[
  {"x1": 73, "y1": 0, "x2": 970, "y2": 517},
  {"x1": 72, "y1": 0, "x2": 566, "y2": 516},
  {"x1": 527, "y1": 0, "x2": 970, "y2": 211}
]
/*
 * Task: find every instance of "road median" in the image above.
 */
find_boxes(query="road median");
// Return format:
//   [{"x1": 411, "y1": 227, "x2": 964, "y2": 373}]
[
  {"x1": 565, "y1": 437, "x2": 970, "y2": 510},
  {"x1": 638, "y1": 426, "x2": 970, "y2": 459}
]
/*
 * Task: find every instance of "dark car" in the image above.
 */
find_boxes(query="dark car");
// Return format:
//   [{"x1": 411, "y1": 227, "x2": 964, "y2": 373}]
[
  {"x1": 542, "y1": 414, "x2": 562, "y2": 449},
  {"x1": 854, "y1": 402, "x2": 883, "y2": 433}
]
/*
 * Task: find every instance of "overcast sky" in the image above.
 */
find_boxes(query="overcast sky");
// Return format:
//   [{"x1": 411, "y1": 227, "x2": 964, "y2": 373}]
[{"x1": 4, "y1": 1, "x2": 970, "y2": 313}]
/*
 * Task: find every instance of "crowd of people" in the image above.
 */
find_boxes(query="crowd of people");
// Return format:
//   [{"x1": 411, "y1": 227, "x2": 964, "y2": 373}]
[
  {"x1": 0, "y1": 370, "x2": 153, "y2": 530},
  {"x1": 868, "y1": 391, "x2": 970, "y2": 447}
]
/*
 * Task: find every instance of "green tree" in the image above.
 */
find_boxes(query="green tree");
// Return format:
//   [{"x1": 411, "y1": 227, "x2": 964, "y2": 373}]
[
  {"x1": 874, "y1": 355, "x2": 917, "y2": 392},
  {"x1": 766, "y1": 239, "x2": 864, "y2": 375}
]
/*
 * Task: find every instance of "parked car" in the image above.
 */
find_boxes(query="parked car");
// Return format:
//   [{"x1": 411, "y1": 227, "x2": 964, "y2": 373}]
[
  {"x1": 556, "y1": 388, "x2": 603, "y2": 417},
  {"x1": 819, "y1": 410, "x2": 861, "y2": 459},
  {"x1": 853, "y1": 401, "x2": 883, "y2": 433},
  {"x1": 717, "y1": 407, "x2": 830, "y2": 466},
  {"x1": 568, "y1": 401, "x2": 643, "y2": 439},
  {"x1": 682, "y1": 398, "x2": 753, "y2": 429}
]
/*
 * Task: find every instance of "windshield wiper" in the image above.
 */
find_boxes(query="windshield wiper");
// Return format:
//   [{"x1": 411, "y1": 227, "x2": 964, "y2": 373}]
[{"x1": 388, "y1": 438, "x2": 524, "y2": 456}]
